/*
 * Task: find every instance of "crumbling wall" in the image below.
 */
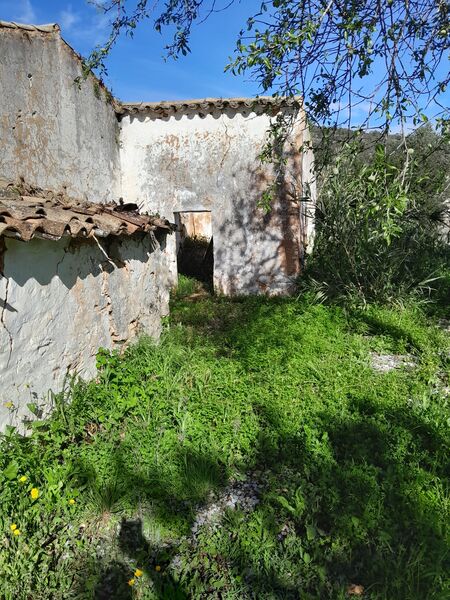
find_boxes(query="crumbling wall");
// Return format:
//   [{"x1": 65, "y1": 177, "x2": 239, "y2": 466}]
[
  {"x1": 119, "y1": 105, "x2": 315, "y2": 295},
  {"x1": 0, "y1": 233, "x2": 171, "y2": 431},
  {"x1": 0, "y1": 23, "x2": 120, "y2": 202}
]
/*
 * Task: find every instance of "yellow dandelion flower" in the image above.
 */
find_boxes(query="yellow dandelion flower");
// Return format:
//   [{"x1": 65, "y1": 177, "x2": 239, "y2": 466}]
[
  {"x1": 10, "y1": 524, "x2": 17, "y2": 531},
  {"x1": 30, "y1": 488, "x2": 39, "y2": 500},
  {"x1": 3, "y1": 402, "x2": 13, "y2": 409},
  {"x1": 69, "y1": 498, "x2": 76, "y2": 505},
  {"x1": 155, "y1": 565, "x2": 161, "y2": 572},
  {"x1": 19, "y1": 476, "x2": 27, "y2": 483},
  {"x1": 127, "y1": 578, "x2": 135, "y2": 586},
  {"x1": 134, "y1": 569, "x2": 143, "y2": 578},
  {"x1": 13, "y1": 529, "x2": 21, "y2": 536}
]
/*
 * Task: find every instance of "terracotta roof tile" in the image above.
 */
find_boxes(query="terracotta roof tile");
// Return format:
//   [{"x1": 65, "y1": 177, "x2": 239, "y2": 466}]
[
  {"x1": 117, "y1": 96, "x2": 302, "y2": 118},
  {"x1": 0, "y1": 183, "x2": 173, "y2": 242}
]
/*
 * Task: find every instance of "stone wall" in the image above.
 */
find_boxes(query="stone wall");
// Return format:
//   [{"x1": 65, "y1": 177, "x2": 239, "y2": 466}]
[
  {"x1": 0, "y1": 233, "x2": 171, "y2": 431},
  {"x1": 119, "y1": 103, "x2": 315, "y2": 295},
  {"x1": 0, "y1": 23, "x2": 120, "y2": 202}
]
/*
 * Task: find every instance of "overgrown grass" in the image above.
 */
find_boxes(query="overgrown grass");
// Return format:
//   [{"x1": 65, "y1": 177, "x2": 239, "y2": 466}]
[{"x1": 0, "y1": 286, "x2": 449, "y2": 598}]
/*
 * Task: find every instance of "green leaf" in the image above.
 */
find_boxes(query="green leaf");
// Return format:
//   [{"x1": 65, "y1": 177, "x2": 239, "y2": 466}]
[
  {"x1": 3, "y1": 460, "x2": 19, "y2": 480},
  {"x1": 28, "y1": 420, "x2": 48, "y2": 429},
  {"x1": 27, "y1": 402, "x2": 40, "y2": 416}
]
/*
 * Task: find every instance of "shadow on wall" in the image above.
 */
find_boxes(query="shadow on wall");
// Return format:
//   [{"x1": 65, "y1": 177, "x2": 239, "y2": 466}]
[
  {"x1": 1, "y1": 231, "x2": 167, "y2": 289},
  {"x1": 212, "y1": 145, "x2": 307, "y2": 296},
  {"x1": 125, "y1": 107, "x2": 260, "y2": 126}
]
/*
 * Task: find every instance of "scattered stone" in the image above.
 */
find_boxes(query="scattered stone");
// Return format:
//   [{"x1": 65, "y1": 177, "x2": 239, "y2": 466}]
[
  {"x1": 169, "y1": 554, "x2": 182, "y2": 571},
  {"x1": 438, "y1": 319, "x2": 450, "y2": 333},
  {"x1": 191, "y1": 477, "x2": 261, "y2": 538},
  {"x1": 370, "y1": 352, "x2": 417, "y2": 373},
  {"x1": 433, "y1": 380, "x2": 450, "y2": 398},
  {"x1": 277, "y1": 522, "x2": 293, "y2": 542}
]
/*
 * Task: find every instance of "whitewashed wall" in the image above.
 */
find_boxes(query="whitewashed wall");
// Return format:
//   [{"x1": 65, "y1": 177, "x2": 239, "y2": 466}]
[
  {"x1": 0, "y1": 233, "x2": 171, "y2": 431},
  {"x1": 119, "y1": 106, "x2": 315, "y2": 294},
  {"x1": 0, "y1": 24, "x2": 175, "y2": 432},
  {"x1": 0, "y1": 25, "x2": 120, "y2": 202}
]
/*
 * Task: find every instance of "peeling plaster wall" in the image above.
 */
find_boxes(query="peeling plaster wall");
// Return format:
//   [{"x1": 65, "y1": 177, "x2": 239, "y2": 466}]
[
  {"x1": 0, "y1": 234, "x2": 171, "y2": 431},
  {"x1": 0, "y1": 27, "x2": 120, "y2": 201},
  {"x1": 119, "y1": 107, "x2": 315, "y2": 295}
]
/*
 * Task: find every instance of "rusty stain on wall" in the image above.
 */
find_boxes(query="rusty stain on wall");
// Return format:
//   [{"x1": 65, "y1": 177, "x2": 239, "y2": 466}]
[
  {"x1": 178, "y1": 212, "x2": 212, "y2": 239},
  {"x1": 119, "y1": 100, "x2": 316, "y2": 295}
]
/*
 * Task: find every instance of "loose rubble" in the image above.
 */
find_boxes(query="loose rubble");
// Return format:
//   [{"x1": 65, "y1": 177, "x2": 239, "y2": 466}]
[
  {"x1": 191, "y1": 477, "x2": 261, "y2": 538},
  {"x1": 370, "y1": 352, "x2": 417, "y2": 373},
  {"x1": 438, "y1": 319, "x2": 450, "y2": 333}
]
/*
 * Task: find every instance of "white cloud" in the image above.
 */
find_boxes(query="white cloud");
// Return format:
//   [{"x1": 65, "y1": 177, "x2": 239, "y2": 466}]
[
  {"x1": 63, "y1": 7, "x2": 111, "y2": 48},
  {"x1": 14, "y1": 0, "x2": 36, "y2": 23},
  {"x1": 60, "y1": 5, "x2": 80, "y2": 33}
]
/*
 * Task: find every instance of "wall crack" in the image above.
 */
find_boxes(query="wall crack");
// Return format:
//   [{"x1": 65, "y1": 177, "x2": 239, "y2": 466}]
[
  {"x1": 100, "y1": 265, "x2": 117, "y2": 342},
  {"x1": 1, "y1": 277, "x2": 14, "y2": 368},
  {"x1": 55, "y1": 245, "x2": 69, "y2": 277},
  {"x1": 219, "y1": 117, "x2": 233, "y2": 169}
]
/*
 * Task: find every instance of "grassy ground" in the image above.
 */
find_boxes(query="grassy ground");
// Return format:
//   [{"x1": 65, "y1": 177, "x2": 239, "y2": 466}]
[{"x1": 0, "y1": 278, "x2": 449, "y2": 599}]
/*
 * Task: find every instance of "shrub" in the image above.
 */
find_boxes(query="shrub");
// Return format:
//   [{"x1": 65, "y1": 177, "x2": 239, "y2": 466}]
[{"x1": 305, "y1": 130, "x2": 450, "y2": 304}]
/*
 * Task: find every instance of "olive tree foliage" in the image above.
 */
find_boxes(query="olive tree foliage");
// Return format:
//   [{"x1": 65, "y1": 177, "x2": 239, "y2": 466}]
[
  {"x1": 85, "y1": 1, "x2": 235, "y2": 74},
  {"x1": 232, "y1": 0, "x2": 449, "y2": 132},
  {"x1": 87, "y1": 0, "x2": 449, "y2": 133},
  {"x1": 304, "y1": 127, "x2": 450, "y2": 304}
]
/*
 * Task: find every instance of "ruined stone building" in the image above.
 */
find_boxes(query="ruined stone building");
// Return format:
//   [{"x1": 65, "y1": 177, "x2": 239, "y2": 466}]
[{"x1": 0, "y1": 20, "x2": 315, "y2": 429}]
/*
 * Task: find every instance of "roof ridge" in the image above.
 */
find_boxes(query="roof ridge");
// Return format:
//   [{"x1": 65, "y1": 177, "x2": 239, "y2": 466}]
[
  {"x1": 0, "y1": 20, "x2": 60, "y2": 33},
  {"x1": 117, "y1": 96, "x2": 302, "y2": 117},
  {"x1": 122, "y1": 96, "x2": 301, "y2": 104}
]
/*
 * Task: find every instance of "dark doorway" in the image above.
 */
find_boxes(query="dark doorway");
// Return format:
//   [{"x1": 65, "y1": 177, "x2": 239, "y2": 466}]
[{"x1": 175, "y1": 211, "x2": 213, "y2": 285}]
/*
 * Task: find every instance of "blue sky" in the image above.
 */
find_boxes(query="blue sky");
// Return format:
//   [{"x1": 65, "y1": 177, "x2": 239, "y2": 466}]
[
  {"x1": 0, "y1": 0, "x2": 447, "y2": 127},
  {"x1": 0, "y1": 0, "x2": 261, "y2": 101}
]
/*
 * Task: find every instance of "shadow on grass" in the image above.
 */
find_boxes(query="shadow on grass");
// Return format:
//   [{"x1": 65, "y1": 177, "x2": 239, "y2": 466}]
[
  {"x1": 72, "y1": 448, "x2": 225, "y2": 598},
  {"x1": 69, "y1": 296, "x2": 448, "y2": 599},
  {"x1": 119, "y1": 518, "x2": 188, "y2": 600},
  {"x1": 94, "y1": 561, "x2": 134, "y2": 600},
  {"x1": 74, "y1": 517, "x2": 188, "y2": 600}
]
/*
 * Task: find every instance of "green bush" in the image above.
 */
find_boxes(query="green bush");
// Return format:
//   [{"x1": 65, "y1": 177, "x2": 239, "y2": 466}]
[{"x1": 305, "y1": 128, "x2": 450, "y2": 305}]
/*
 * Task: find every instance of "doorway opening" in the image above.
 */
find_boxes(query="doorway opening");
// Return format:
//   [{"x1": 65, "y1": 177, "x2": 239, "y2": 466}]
[{"x1": 174, "y1": 211, "x2": 213, "y2": 287}]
